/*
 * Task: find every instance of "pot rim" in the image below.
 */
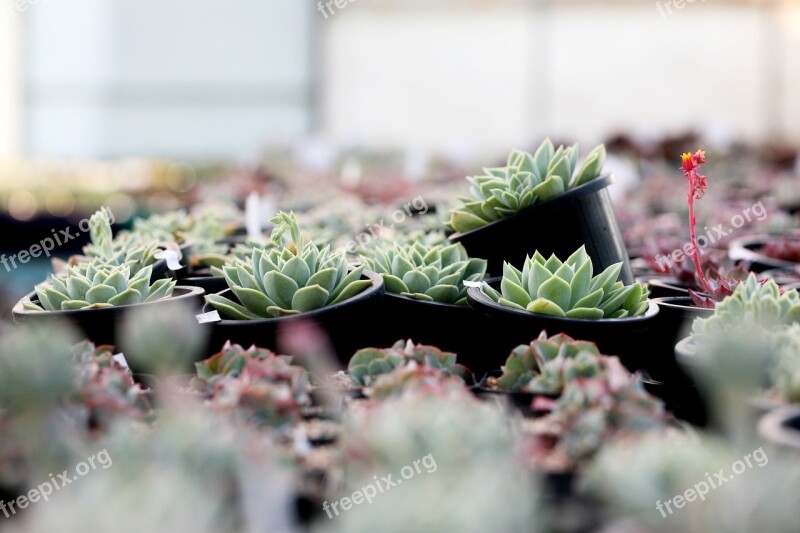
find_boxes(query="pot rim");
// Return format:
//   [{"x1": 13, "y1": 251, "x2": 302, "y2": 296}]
[
  {"x1": 202, "y1": 270, "x2": 384, "y2": 325},
  {"x1": 730, "y1": 234, "x2": 800, "y2": 270},
  {"x1": 13, "y1": 285, "x2": 206, "y2": 318},
  {"x1": 382, "y1": 287, "x2": 474, "y2": 310},
  {"x1": 449, "y1": 174, "x2": 615, "y2": 241},
  {"x1": 651, "y1": 296, "x2": 715, "y2": 314},
  {"x1": 758, "y1": 405, "x2": 800, "y2": 449}
]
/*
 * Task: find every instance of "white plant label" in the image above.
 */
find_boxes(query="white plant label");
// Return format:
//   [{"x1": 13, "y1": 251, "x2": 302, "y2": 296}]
[
  {"x1": 155, "y1": 249, "x2": 183, "y2": 270},
  {"x1": 196, "y1": 310, "x2": 221, "y2": 324}
]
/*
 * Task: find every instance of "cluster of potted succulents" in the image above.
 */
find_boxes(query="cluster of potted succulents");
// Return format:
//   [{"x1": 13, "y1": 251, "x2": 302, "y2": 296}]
[{"x1": 5, "y1": 139, "x2": 800, "y2": 530}]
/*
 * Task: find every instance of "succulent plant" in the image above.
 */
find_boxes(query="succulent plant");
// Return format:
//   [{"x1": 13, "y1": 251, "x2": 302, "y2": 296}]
[
  {"x1": 348, "y1": 340, "x2": 472, "y2": 387},
  {"x1": 192, "y1": 341, "x2": 290, "y2": 391},
  {"x1": 362, "y1": 241, "x2": 486, "y2": 304},
  {"x1": 447, "y1": 139, "x2": 607, "y2": 233},
  {"x1": 196, "y1": 346, "x2": 311, "y2": 428},
  {"x1": 691, "y1": 274, "x2": 800, "y2": 338},
  {"x1": 542, "y1": 357, "x2": 666, "y2": 464},
  {"x1": 129, "y1": 209, "x2": 230, "y2": 267},
  {"x1": 80, "y1": 208, "x2": 158, "y2": 274},
  {"x1": 367, "y1": 363, "x2": 472, "y2": 401},
  {"x1": 481, "y1": 246, "x2": 649, "y2": 318},
  {"x1": 491, "y1": 332, "x2": 603, "y2": 394},
  {"x1": 25, "y1": 263, "x2": 176, "y2": 311},
  {"x1": 769, "y1": 324, "x2": 800, "y2": 403},
  {"x1": 0, "y1": 323, "x2": 77, "y2": 409},
  {"x1": 70, "y1": 341, "x2": 151, "y2": 428},
  {"x1": 206, "y1": 212, "x2": 372, "y2": 319}
]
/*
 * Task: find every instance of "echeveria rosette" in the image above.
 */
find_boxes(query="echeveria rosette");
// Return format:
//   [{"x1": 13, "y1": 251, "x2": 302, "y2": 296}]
[
  {"x1": 206, "y1": 211, "x2": 372, "y2": 319},
  {"x1": 363, "y1": 241, "x2": 486, "y2": 304},
  {"x1": 25, "y1": 263, "x2": 176, "y2": 311},
  {"x1": 448, "y1": 139, "x2": 607, "y2": 233},
  {"x1": 492, "y1": 332, "x2": 603, "y2": 394},
  {"x1": 691, "y1": 274, "x2": 800, "y2": 339},
  {"x1": 771, "y1": 324, "x2": 800, "y2": 403},
  {"x1": 348, "y1": 340, "x2": 471, "y2": 387},
  {"x1": 71, "y1": 340, "x2": 151, "y2": 426},
  {"x1": 80, "y1": 208, "x2": 158, "y2": 275},
  {"x1": 481, "y1": 246, "x2": 649, "y2": 319},
  {"x1": 548, "y1": 356, "x2": 667, "y2": 464},
  {"x1": 200, "y1": 349, "x2": 311, "y2": 428},
  {"x1": 193, "y1": 342, "x2": 287, "y2": 388}
]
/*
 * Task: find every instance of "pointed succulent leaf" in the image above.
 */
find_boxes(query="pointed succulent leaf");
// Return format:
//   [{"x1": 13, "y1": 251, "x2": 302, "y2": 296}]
[
  {"x1": 291, "y1": 285, "x2": 330, "y2": 312},
  {"x1": 527, "y1": 298, "x2": 566, "y2": 317},
  {"x1": 86, "y1": 284, "x2": 117, "y2": 304},
  {"x1": 108, "y1": 288, "x2": 142, "y2": 306}
]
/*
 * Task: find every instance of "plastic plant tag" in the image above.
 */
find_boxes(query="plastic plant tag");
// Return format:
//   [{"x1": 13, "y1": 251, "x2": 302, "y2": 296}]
[
  {"x1": 155, "y1": 249, "x2": 183, "y2": 270},
  {"x1": 463, "y1": 280, "x2": 483, "y2": 288},
  {"x1": 113, "y1": 352, "x2": 130, "y2": 370},
  {"x1": 293, "y1": 426, "x2": 312, "y2": 457},
  {"x1": 245, "y1": 192, "x2": 262, "y2": 241},
  {"x1": 196, "y1": 310, "x2": 221, "y2": 324}
]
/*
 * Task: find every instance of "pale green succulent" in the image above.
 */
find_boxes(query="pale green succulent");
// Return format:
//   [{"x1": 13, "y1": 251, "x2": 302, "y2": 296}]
[
  {"x1": 25, "y1": 263, "x2": 176, "y2": 311},
  {"x1": 206, "y1": 212, "x2": 372, "y2": 319},
  {"x1": 492, "y1": 332, "x2": 603, "y2": 394},
  {"x1": 129, "y1": 209, "x2": 229, "y2": 267},
  {"x1": 772, "y1": 325, "x2": 800, "y2": 403},
  {"x1": 448, "y1": 139, "x2": 607, "y2": 233},
  {"x1": 363, "y1": 240, "x2": 486, "y2": 304},
  {"x1": 480, "y1": 246, "x2": 649, "y2": 319},
  {"x1": 81, "y1": 208, "x2": 158, "y2": 274},
  {"x1": 691, "y1": 274, "x2": 800, "y2": 337}
]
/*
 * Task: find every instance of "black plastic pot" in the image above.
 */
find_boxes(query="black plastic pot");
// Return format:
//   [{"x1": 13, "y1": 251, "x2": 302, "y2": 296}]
[
  {"x1": 359, "y1": 291, "x2": 509, "y2": 378},
  {"x1": 646, "y1": 298, "x2": 714, "y2": 425},
  {"x1": 647, "y1": 278, "x2": 694, "y2": 298},
  {"x1": 200, "y1": 272, "x2": 385, "y2": 368},
  {"x1": 450, "y1": 175, "x2": 633, "y2": 284},
  {"x1": 729, "y1": 235, "x2": 800, "y2": 273},
  {"x1": 466, "y1": 282, "x2": 658, "y2": 375},
  {"x1": 12, "y1": 286, "x2": 206, "y2": 346},
  {"x1": 649, "y1": 297, "x2": 713, "y2": 380},
  {"x1": 758, "y1": 406, "x2": 800, "y2": 451},
  {"x1": 176, "y1": 268, "x2": 228, "y2": 295}
]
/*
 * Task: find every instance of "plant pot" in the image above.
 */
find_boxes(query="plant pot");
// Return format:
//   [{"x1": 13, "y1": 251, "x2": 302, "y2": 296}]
[
  {"x1": 466, "y1": 282, "x2": 659, "y2": 375},
  {"x1": 729, "y1": 235, "x2": 800, "y2": 273},
  {"x1": 645, "y1": 298, "x2": 714, "y2": 425},
  {"x1": 176, "y1": 268, "x2": 228, "y2": 295},
  {"x1": 759, "y1": 406, "x2": 800, "y2": 451},
  {"x1": 359, "y1": 291, "x2": 508, "y2": 378},
  {"x1": 450, "y1": 175, "x2": 633, "y2": 284},
  {"x1": 649, "y1": 297, "x2": 713, "y2": 381},
  {"x1": 201, "y1": 272, "x2": 385, "y2": 368},
  {"x1": 12, "y1": 286, "x2": 206, "y2": 347},
  {"x1": 647, "y1": 278, "x2": 694, "y2": 298}
]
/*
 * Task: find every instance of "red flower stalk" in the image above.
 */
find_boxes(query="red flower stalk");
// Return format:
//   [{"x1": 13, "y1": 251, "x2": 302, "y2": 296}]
[
  {"x1": 681, "y1": 150, "x2": 743, "y2": 307},
  {"x1": 682, "y1": 150, "x2": 711, "y2": 296}
]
